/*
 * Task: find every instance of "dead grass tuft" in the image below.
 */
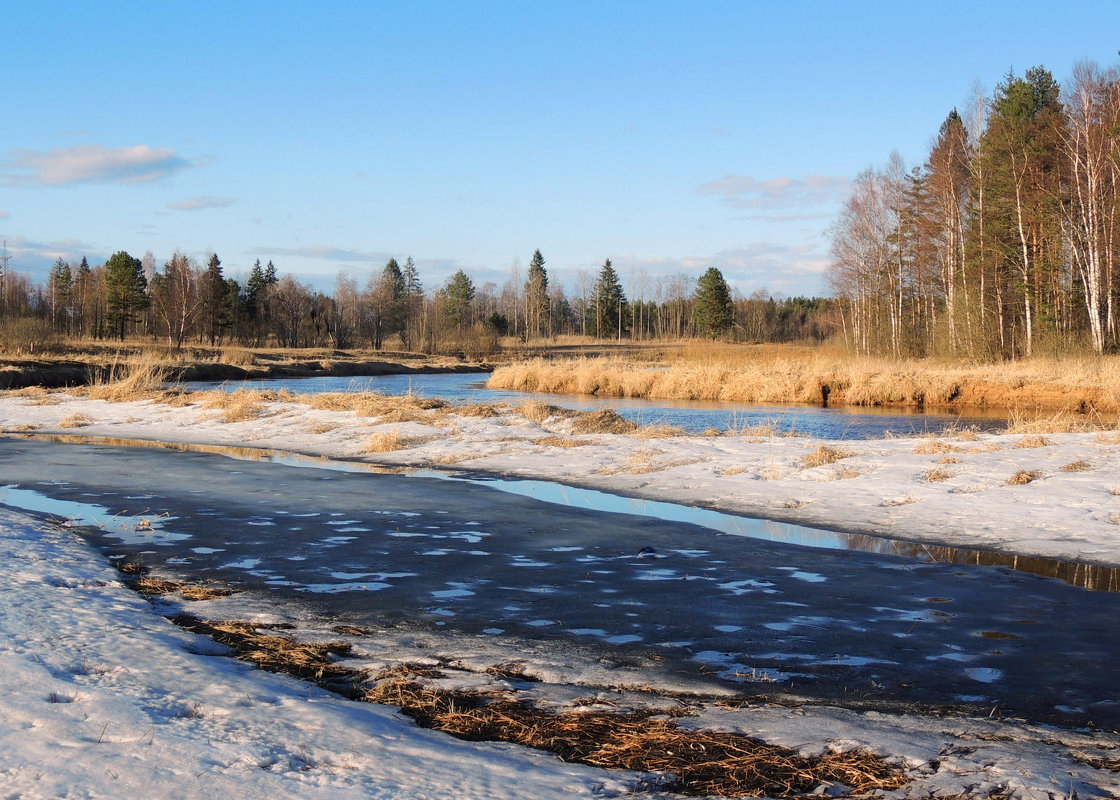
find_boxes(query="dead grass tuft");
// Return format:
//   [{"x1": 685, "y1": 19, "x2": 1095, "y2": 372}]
[
  {"x1": 569, "y1": 409, "x2": 638, "y2": 435},
  {"x1": 86, "y1": 357, "x2": 171, "y2": 402},
  {"x1": 1061, "y1": 460, "x2": 1092, "y2": 472},
  {"x1": 924, "y1": 468, "x2": 953, "y2": 482},
  {"x1": 802, "y1": 444, "x2": 852, "y2": 468},
  {"x1": 131, "y1": 576, "x2": 238, "y2": 600},
  {"x1": 1014, "y1": 434, "x2": 1051, "y2": 449},
  {"x1": 913, "y1": 440, "x2": 960, "y2": 454},
  {"x1": 198, "y1": 388, "x2": 275, "y2": 422},
  {"x1": 364, "y1": 430, "x2": 412, "y2": 453},
  {"x1": 833, "y1": 466, "x2": 861, "y2": 480},
  {"x1": 534, "y1": 436, "x2": 589, "y2": 448},
  {"x1": 632, "y1": 423, "x2": 687, "y2": 439},
  {"x1": 1006, "y1": 470, "x2": 1043, "y2": 486},
  {"x1": 59, "y1": 412, "x2": 93, "y2": 428},
  {"x1": 518, "y1": 400, "x2": 568, "y2": 424},
  {"x1": 305, "y1": 422, "x2": 338, "y2": 435},
  {"x1": 936, "y1": 456, "x2": 961, "y2": 464}
]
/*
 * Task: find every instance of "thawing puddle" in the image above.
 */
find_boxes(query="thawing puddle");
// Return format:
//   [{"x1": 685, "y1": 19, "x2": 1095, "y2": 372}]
[
  {"x1": 9, "y1": 432, "x2": 1119, "y2": 593},
  {"x1": 0, "y1": 484, "x2": 188, "y2": 545}
]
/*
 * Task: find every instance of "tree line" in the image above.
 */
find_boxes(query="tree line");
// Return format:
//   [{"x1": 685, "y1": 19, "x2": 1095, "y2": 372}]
[
  {"x1": 1, "y1": 247, "x2": 836, "y2": 353},
  {"x1": 829, "y1": 60, "x2": 1120, "y2": 358}
]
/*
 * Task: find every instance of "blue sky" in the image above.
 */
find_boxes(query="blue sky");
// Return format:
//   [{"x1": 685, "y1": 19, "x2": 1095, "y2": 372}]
[{"x1": 3, "y1": 1, "x2": 1118, "y2": 300}]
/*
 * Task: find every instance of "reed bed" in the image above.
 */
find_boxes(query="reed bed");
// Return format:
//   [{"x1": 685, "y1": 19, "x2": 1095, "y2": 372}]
[{"x1": 488, "y1": 354, "x2": 1120, "y2": 415}]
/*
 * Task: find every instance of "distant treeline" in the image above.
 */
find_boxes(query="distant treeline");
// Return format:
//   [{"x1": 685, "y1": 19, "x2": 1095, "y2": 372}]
[
  {"x1": 829, "y1": 60, "x2": 1120, "y2": 358},
  {"x1": 0, "y1": 248, "x2": 836, "y2": 354}
]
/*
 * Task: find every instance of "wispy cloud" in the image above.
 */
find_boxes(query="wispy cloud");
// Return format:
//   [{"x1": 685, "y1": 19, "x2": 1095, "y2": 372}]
[
  {"x1": 256, "y1": 245, "x2": 394, "y2": 264},
  {"x1": 0, "y1": 210, "x2": 9, "y2": 220},
  {"x1": 606, "y1": 243, "x2": 830, "y2": 297},
  {"x1": 3, "y1": 145, "x2": 195, "y2": 186},
  {"x1": 698, "y1": 174, "x2": 850, "y2": 209},
  {"x1": 0, "y1": 236, "x2": 101, "y2": 278},
  {"x1": 167, "y1": 196, "x2": 235, "y2": 211}
]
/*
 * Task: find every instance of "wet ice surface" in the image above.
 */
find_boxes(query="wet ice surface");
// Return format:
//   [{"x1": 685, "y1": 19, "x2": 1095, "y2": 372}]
[{"x1": 3, "y1": 436, "x2": 1118, "y2": 729}]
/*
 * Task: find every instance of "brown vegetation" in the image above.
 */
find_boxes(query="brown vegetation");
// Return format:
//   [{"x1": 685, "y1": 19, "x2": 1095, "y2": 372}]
[
  {"x1": 488, "y1": 353, "x2": 1120, "y2": 415},
  {"x1": 802, "y1": 445, "x2": 852, "y2": 468}
]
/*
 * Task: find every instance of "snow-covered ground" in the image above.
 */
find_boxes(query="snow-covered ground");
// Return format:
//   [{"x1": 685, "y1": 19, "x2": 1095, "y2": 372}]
[
  {"x1": 3, "y1": 388, "x2": 1120, "y2": 799},
  {"x1": 3, "y1": 389, "x2": 1119, "y2": 566}
]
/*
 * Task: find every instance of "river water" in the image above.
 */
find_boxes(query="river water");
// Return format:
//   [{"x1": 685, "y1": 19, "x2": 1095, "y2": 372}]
[
  {"x1": 182, "y1": 373, "x2": 1008, "y2": 439},
  {"x1": 3, "y1": 435, "x2": 1118, "y2": 730}
]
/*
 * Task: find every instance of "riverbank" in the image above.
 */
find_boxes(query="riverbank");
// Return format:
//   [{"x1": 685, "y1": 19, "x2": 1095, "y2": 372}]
[
  {"x1": 488, "y1": 353, "x2": 1120, "y2": 416},
  {"x1": 3, "y1": 389, "x2": 1120, "y2": 799},
  {"x1": 3, "y1": 385, "x2": 1118, "y2": 568},
  {"x1": 0, "y1": 346, "x2": 489, "y2": 390}
]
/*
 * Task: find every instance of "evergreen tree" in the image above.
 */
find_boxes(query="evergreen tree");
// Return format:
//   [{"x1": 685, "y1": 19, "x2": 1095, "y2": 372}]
[
  {"x1": 593, "y1": 258, "x2": 627, "y2": 339},
  {"x1": 104, "y1": 250, "x2": 148, "y2": 340},
  {"x1": 694, "y1": 267, "x2": 733, "y2": 338},
  {"x1": 47, "y1": 258, "x2": 73, "y2": 332},
  {"x1": 442, "y1": 269, "x2": 475, "y2": 331},
  {"x1": 203, "y1": 253, "x2": 226, "y2": 345},
  {"x1": 524, "y1": 249, "x2": 550, "y2": 339}
]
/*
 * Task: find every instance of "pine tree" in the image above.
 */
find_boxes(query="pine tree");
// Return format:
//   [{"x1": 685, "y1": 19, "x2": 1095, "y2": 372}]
[
  {"x1": 104, "y1": 250, "x2": 148, "y2": 340},
  {"x1": 525, "y1": 249, "x2": 550, "y2": 339},
  {"x1": 694, "y1": 267, "x2": 733, "y2": 338},
  {"x1": 593, "y1": 259, "x2": 627, "y2": 340}
]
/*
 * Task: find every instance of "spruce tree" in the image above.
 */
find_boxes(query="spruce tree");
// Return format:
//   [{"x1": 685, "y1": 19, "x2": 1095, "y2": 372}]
[
  {"x1": 104, "y1": 250, "x2": 148, "y2": 340},
  {"x1": 694, "y1": 267, "x2": 733, "y2": 338}
]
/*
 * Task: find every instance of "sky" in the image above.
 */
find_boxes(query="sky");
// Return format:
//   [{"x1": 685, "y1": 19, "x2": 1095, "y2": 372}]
[{"x1": 3, "y1": 0, "x2": 1119, "y2": 300}]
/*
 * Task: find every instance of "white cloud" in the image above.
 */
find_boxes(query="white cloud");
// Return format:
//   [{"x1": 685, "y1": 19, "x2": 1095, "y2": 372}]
[
  {"x1": 3, "y1": 145, "x2": 194, "y2": 186},
  {"x1": 698, "y1": 174, "x2": 850, "y2": 210},
  {"x1": 167, "y1": 196, "x2": 235, "y2": 211},
  {"x1": 605, "y1": 243, "x2": 831, "y2": 298}
]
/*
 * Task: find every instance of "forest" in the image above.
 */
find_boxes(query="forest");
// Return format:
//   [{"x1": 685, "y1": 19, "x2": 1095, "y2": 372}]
[
  {"x1": 0, "y1": 246, "x2": 833, "y2": 357},
  {"x1": 828, "y1": 61, "x2": 1120, "y2": 359}
]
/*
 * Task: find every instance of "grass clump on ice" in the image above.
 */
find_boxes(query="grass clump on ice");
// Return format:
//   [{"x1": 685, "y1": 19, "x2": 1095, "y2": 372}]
[
  {"x1": 1007, "y1": 470, "x2": 1043, "y2": 486},
  {"x1": 58, "y1": 412, "x2": 93, "y2": 428},
  {"x1": 569, "y1": 408, "x2": 638, "y2": 435},
  {"x1": 802, "y1": 444, "x2": 851, "y2": 468}
]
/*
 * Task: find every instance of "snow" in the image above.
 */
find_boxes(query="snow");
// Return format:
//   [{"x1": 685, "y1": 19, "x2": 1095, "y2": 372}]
[
  {"x1": 2, "y1": 390, "x2": 1118, "y2": 566},
  {"x1": 2, "y1": 388, "x2": 1120, "y2": 798}
]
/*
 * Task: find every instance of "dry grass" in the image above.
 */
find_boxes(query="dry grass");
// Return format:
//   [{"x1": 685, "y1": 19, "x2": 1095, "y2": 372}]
[
  {"x1": 912, "y1": 440, "x2": 960, "y2": 454},
  {"x1": 85, "y1": 357, "x2": 171, "y2": 402},
  {"x1": 131, "y1": 576, "x2": 238, "y2": 601},
  {"x1": 301, "y1": 391, "x2": 445, "y2": 421},
  {"x1": 305, "y1": 422, "x2": 338, "y2": 435},
  {"x1": 802, "y1": 445, "x2": 852, "y2": 468},
  {"x1": 1007, "y1": 470, "x2": 1043, "y2": 486},
  {"x1": 202, "y1": 389, "x2": 270, "y2": 423},
  {"x1": 488, "y1": 353, "x2": 1120, "y2": 414},
  {"x1": 1013, "y1": 434, "x2": 1051, "y2": 449},
  {"x1": 632, "y1": 423, "x2": 687, "y2": 439},
  {"x1": 364, "y1": 430, "x2": 415, "y2": 452},
  {"x1": 936, "y1": 456, "x2": 961, "y2": 464},
  {"x1": 154, "y1": 609, "x2": 907, "y2": 798},
  {"x1": 365, "y1": 675, "x2": 907, "y2": 798},
  {"x1": 924, "y1": 468, "x2": 953, "y2": 482},
  {"x1": 1094, "y1": 432, "x2": 1120, "y2": 445},
  {"x1": 518, "y1": 400, "x2": 569, "y2": 424},
  {"x1": 1061, "y1": 460, "x2": 1092, "y2": 472},
  {"x1": 58, "y1": 412, "x2": 93, "y2": 428},
  {"x1": 569, "y1": 409, "x2": 639, "y2": 435},
  {"x1": 833, "y1": 466, "x2": 861, "y2": 480},
  {"x1": 534, "y1": 435, "x2": 589, "y2": 448}
]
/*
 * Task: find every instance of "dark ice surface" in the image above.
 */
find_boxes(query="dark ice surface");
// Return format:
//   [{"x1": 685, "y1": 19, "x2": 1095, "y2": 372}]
[{"x1": 3, "y1": 436, "x2": 1118, "y2": 729}]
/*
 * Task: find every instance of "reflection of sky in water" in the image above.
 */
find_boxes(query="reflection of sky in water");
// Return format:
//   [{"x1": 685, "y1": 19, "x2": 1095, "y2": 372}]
[
  {"x1": 183, "y1": 372, "x2": 1007, "y2": 439},
  {"x1": 0, "y1": 484, "x2": 188, "y2": 545}
]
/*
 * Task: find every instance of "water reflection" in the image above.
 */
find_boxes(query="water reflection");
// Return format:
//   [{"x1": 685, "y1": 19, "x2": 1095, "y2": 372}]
[{"x1": 10, "y1": 432, "x2": 1118, "y2": 594}]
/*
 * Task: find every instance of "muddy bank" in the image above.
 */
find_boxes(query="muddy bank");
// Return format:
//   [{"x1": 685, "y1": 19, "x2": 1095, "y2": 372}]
[{"x1": 0, "y1": 356, "x2": 490, "y2": 390}]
